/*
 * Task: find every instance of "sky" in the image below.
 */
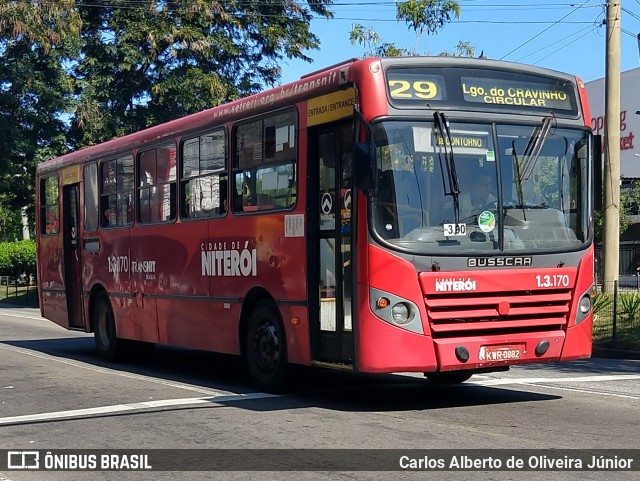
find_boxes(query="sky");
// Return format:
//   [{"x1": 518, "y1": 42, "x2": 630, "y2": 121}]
[{"x1": 277, "y1": 0, "x2": 640, "y2": 86}]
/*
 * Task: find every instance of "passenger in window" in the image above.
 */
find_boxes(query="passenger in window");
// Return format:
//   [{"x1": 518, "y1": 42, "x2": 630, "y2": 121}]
[
  {"x1": 459, "y1": 174, "x2": 496, "y2": 219},
  {"x1": 103, "y1": 208, "x2": 111, "y2": 227},
  {"x1": 219, "y1": 179, "x2": 228, "y2": 215}
]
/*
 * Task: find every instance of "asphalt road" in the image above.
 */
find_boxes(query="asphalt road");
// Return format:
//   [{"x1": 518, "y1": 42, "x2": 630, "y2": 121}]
[{"x1": 0, "y1": 305, "x2": 639, "y2": 481}]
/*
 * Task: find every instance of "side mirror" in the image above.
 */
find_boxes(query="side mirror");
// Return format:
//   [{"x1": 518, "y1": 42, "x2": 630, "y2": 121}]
[{"x1": 593, "y1": 134, "x2": 602, "y2": 211}]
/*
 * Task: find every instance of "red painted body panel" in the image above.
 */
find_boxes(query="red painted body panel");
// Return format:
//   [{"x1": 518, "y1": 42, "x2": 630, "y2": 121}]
[
  {"x1": 560, "y1": 247, "x2": 594, "y2": 360},
  {"x1": 357, "y1": 288, "x2": 438, "y2": 373},
  {"x1": 355, "y1": 242, "x2": 594, "y2": 373},
  {"x1": 576, "y1": 76, "x2": 592, "y2": 128},
  {"x1": 38, "y1": 233, "x2": 68, "y2": 328},
  {"x1": 433, "y1": 331, "x2": 565, "y2": 372}
]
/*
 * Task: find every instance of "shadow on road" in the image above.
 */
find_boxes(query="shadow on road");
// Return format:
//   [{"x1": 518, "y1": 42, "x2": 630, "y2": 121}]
[{"x1": 2, "y1": 336, "x2": 565, "y2": 416}]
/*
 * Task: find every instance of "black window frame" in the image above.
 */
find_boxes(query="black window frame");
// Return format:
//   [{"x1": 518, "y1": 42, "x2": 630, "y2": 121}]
[
  {"x1": 40, "y1": 175, "x2": 60, "y2": 236},
  {"x1": 137, "y1": 142, "x2": 177, "y2": 225},
  {"x1": 100, "y1": 154, "x2": 135, "y2": 229},
  {"x1": 180, "y1": 128, "x2": 228, "y2": 220},
  {"x1": 232, "y1": 108, "x2": 298, "y2": 214}
]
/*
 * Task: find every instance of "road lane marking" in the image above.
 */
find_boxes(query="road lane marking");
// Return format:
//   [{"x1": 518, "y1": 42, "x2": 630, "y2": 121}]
[
  {"x1": 0, "y1": 392, "x2": 279, "y2": 426},
  {"x1": 473, "y1": 374, "x2": 640, "y2": 386},
  {"x1": 470, "y1": 374, "x2": 640, "y2": 400},
  {"x1": 0, "y1": 310, "x2": 47, "y2": 321},
  {"x1": 509, "y1": 382, "x2": 640, "y2": 400}
]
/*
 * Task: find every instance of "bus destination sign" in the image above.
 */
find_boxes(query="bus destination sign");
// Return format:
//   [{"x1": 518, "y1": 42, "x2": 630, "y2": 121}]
[
  {"x1": 460, "y1": 77, "x2": 574, "y2": 111},
  {"x1": 385, "y1": 67, "x2": 579, "y2": 116}
]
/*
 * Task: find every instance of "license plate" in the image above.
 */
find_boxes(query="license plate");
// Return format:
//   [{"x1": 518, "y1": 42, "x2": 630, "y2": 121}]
[{"x1": 479, "y1": 344, "x2": 525, "y2": 361}]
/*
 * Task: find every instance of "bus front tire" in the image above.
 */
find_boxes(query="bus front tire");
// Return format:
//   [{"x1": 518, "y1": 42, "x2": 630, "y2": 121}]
[
  {"x1": 245, "y1": 300, "x2": 289, "y2": 393},
  {"x1": 93, "y1": 292, "x2": 128, "y2": 362},
  {"x1": 425, "y1": 371, "x2": 473, "y2": 384}
]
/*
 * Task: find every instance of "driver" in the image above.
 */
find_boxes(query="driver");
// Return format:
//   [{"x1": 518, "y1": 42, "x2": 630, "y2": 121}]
[{"x1": 459, "y1": 174, "x2": 496, "y2": 219}]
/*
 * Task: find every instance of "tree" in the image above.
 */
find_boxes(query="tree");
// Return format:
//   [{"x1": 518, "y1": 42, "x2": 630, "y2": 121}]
[
  {"x1": 1, "y1": 0, "x2": 333, "y2": 233},
  {"x1": 439, "y1": 40, "x2": 476, "y2": 58},
  {"x1": 350, "y1": 0, "x2": 461, "y2": 57},
  {"x1": 67, "y1": 0, "x2": 334, "y2": 147},
  {"x1": 0, "y1": 1, "x2": 81, "y2": 232}
]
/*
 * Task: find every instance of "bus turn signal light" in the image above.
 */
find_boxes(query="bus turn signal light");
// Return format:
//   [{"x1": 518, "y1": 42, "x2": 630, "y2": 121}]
[{"x1": 376, "y1": 297, "x2": 390, "y2": 309}]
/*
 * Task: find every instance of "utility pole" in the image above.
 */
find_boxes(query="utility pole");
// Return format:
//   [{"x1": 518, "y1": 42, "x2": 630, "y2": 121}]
[{"x1": 603, "y1": 1, "x2": 621, "y2": 291}]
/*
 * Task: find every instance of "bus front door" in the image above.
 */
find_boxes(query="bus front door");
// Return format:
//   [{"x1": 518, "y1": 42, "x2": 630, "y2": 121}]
[
  {"x1": 63, "y1": 184, "x2": 84, "y2": 329},
  {"x1": 308, "y1": 122, "x2": 354, "y2": 364}
]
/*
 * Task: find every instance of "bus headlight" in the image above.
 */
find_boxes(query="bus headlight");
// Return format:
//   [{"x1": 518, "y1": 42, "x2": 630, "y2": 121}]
[
  {"x1": 369, "y1": 287, "x2": 423, "y2": 334},
  {"x1": 579, "y1": 296, "x2": 591, "y2": 314},
  {"x1": 391, "y1": 303, "x2": 411, "y2": 325},
  {"x1": 575, "y1": 289, "x2": 593, "y2": 325}
]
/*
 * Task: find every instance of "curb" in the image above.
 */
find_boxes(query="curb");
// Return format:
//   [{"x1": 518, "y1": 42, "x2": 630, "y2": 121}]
[{"x1": 592, "y1": 347, "x2": 640, "y2": 360}]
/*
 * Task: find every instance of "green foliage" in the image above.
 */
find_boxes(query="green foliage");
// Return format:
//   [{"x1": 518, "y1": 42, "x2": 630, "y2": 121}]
[
  {"x1": 593, "y1": 292, "x2": 614, "y2": 316},
  {"x1": 349, "y1": 24, "x2": 409, "y2": 57},
  {"x1": 0, "y1": 203, "x2": 24, "y2": 242},
  {"x1": 617, "y1": 292, "x2": 640, "y2": 322},
  {"x1": 67, "y1": 0, "x2": 334, "y2": 146},
  {"x1": 439, "y1": 41, "x2": 476, "y2": 58},
  {"x1": 1, "y1": 1, "x2": 79, "y2": 232},
  {"x1": 0, "y1": 240, "x2": 36, "y2": 277},
  {"x1": 351, "y1": 0, "x2": 461, "y2": 57},
  {"x1": 594, "y1": 183, "x2": 640, "y2": 240},
  {"x1": 396, "y1": 0, "x2": 461, "y2": 37},
  {"x1": 1, "y1": 1, "x2": 333, "y2": 231},
  {"x1": 0, "y1": 0, "x2": 82, "y2": 52}
]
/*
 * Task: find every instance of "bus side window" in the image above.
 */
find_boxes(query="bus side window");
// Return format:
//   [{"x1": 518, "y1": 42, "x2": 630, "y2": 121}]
[
  {"x1": 232, "y1": 109, "x2": 297, "y2": 213},
  {"x1": 83, "y1": 163, "x2": 99, "y2": 232},
  {"x1": 138, "y1": 144, "x2": 176, "y2": 224},
  {"x1": 180, "y1": 130, "x2": 226, "y2": 219},
  {"x1": 40, "y1": 175, "x2": 60, "y2": 235}
]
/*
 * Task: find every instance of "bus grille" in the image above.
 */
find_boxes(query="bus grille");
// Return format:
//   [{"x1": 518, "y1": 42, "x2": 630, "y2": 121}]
[{"x1": 424, "y1": 289, "x2": 571, "y2": 337}]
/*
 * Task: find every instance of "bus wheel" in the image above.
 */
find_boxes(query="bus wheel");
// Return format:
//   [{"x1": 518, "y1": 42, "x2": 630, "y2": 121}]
[
  {"x1": 93, "y1": 292, "x2": 127, "y2": 362},
  {"x1": 425, "y1": 371, "x2": 473, "y2": 384},
  {"x1": 245, "y1": 300, "x2": 289, "y2": 392}
]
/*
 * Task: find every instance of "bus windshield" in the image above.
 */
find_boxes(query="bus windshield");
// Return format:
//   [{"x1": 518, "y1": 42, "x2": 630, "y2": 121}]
[{"x1": 371, "y1": 120, "x2": 590, "y2": 254}]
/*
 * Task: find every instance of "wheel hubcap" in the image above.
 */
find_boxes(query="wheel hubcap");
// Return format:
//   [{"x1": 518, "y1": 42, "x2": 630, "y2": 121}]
[
  {"x1": 253, "y1": 322, "x2": 279, "y2": 372},
  {"x1": 98, "y1": 309, "x2": 112, "y2": 347}
]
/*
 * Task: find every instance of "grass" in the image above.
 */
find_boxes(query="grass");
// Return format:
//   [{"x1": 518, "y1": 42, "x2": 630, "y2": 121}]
[
  {"x1": 593, "y1": 291, "x2": 640, "y2": 350},
  {"x1": 0, "y1": 284, "x2": 39, "y2": 307}
]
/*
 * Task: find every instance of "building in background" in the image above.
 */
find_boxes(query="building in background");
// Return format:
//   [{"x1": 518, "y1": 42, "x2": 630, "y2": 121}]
[
  {"x1": 586, "y1": 67, "x2": 640, "y2": 179},
  {"x1": 587, "y1": 68, "x2": 640, "y2": 278}
]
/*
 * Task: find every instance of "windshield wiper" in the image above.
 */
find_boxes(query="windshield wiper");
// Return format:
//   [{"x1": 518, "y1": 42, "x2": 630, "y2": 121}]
[
  {"x1": 512, "y1": 140, "x2": 527, "y2": 222},
  {"x1": 433, "y1": 112, "x2": 460, "y2": 224},
  {"x1": 520, "y1": 115, "x2": 554, "y2": 181},
  {"x1": 511, "y1": 115, "x2": 555, "y2": 222}
]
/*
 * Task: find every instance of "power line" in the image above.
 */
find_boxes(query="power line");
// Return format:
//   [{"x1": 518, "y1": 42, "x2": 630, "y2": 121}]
[
  {"x1": 514, "y1": 24, "x2": 594, "y2": 62},
  {"x1": 622, "y1": 7, "x2": 640, "y2": 22},
  {"x1": 498, "y1": 0, "x2": 593, "y2": 60},
  {"x1": 533, "y1": 26, "x2": 598, "y2": 65}
]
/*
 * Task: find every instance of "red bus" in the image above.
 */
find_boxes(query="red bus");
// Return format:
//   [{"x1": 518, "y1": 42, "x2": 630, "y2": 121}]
[{"x1": 36, "y1": 57, "x2": 600, "y2": 391}]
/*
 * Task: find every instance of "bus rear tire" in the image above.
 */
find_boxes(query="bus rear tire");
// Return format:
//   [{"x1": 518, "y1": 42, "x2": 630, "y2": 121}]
[
  {"x1": 425, "y1": 371, "x2": 473, "y2": 384},
  {"x1": 93, "y1": 292, "x2": 128, "y2": 362},
  {"x1": 245, "y1": 300, "x2": 289, "y2": 393}
]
